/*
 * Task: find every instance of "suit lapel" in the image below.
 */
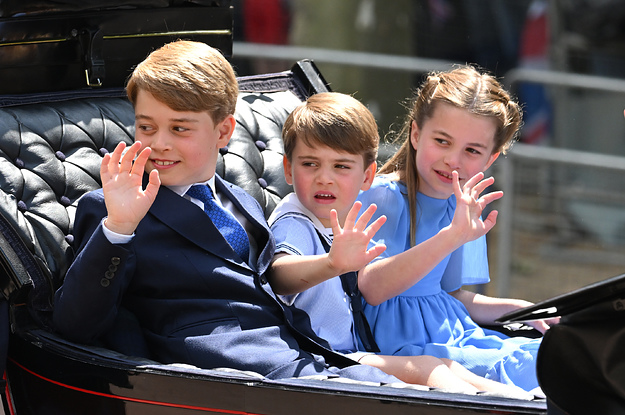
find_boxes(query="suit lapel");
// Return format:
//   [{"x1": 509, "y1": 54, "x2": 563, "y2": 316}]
[
  {"x1": 148, "y1": 176, "x2": 274, "y2": 273},
  {"x1": 214, "y1": 175, "x2": 274, "y2": 275},
  {"x1": 149, "y1": 184, "x2": 246, "y2": 267}
]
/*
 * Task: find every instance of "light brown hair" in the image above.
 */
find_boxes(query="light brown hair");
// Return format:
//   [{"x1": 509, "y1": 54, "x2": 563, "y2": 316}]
[
  {"x1": 126, "y1": 40, "x2": 238, "y2": 123},
  {"x1": 282, "y1": 92, "x2": 379, "y2": 169}
]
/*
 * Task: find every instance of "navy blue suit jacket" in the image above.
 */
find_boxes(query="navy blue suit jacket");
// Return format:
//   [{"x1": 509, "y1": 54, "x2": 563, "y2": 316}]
[{"x1": 53, "y1": 175, "x2": 396, "y2": 381}]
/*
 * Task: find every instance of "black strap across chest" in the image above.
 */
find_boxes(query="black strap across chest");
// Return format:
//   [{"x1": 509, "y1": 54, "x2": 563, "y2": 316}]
[{"x1": 317, "y1": 232, "x2": 380, "y2": 353}]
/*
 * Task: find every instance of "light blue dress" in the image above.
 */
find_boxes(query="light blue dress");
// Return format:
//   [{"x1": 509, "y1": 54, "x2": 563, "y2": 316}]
[{"x1": 356, "y1": 176, "x2": 541, "y2": 392}]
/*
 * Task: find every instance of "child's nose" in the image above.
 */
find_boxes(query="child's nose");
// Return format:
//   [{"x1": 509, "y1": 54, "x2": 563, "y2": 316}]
[
  {"x1": 149, "y1": 131, "x2": 171, "y2": 151},
  {"x1": 315, "y1": 167, "x2": 333, "y2": 184},
  {"x1": 443, "y1": 151, "x2": 461, "y2": 169}
]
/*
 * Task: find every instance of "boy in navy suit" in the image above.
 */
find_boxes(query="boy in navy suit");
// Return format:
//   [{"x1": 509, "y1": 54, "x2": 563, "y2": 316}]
[{"x1": 52, "y1": 40, "x2": 396, "y2": 382}]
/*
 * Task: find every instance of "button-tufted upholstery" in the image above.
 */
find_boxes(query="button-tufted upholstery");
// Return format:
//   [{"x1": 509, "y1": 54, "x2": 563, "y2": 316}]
[
  {"x1": 0, "y1": 60, "x2": 329, "y2": 331},
  {"x1": 0, "y1": 96, "x2": 135, "y2": 328}
]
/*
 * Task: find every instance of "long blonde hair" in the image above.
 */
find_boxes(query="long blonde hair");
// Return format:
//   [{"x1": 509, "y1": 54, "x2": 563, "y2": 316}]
[{"x1": 379, "y1": 65, "x2": 522, "y2": 247}]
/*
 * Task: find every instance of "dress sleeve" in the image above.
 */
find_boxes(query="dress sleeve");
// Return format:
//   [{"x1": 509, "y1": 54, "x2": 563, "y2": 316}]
[
  {"x1": 357, "y1": 178, "x2": 410, "y2": 261},
  {"x1": 441, "y1": 235, "x2": 491, "y2": 292}
]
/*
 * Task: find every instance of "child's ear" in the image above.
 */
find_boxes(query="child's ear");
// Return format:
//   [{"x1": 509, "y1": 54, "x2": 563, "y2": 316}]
[
  {"x1": 409, "y1": 120, "x2": 420, "y2": 150},
  {"x1": 361, "y1": 161, "x2": 377, "y2": 191},
  {"x1": 283, "y1": 155, "x2": 294, "y2": 185},
  {"x1": 484, "y1": 151, "x2": 500, "y2": 171},
  {"x1": 216, "y1": 114, "x2": 236, "y2": 148}
]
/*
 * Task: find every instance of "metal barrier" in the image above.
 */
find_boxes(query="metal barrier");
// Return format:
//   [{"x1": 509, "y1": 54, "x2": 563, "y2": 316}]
[
  {"x1": 233, "y1": 42, "x2": 456, "y2": 73},
  {"x1": 499, "y1": 68, "x2": 625, "y2": 299},
  {"x1": 495, "y1": 143, "x2": 625, "y2": 297},
  {"x1": 504, "y1": 67, "x2": 625, "y2": 93}
]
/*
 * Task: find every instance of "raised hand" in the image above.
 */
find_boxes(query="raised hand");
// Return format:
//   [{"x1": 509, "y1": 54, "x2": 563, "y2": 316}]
[
  {"x1": 327, "y1": 201, "x2": 387, "y2": 275},
  {"x1": 450, "y1": 171, "x2": 503, "y2": 243},
  {"x1": 100, "y1": 141, "x2": 161, "y2": 235}
]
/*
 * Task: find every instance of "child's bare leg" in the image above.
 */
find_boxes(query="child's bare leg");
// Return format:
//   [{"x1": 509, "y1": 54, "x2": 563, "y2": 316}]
[
  {"x1": 358, "y1": 354, "x2": 479, "y2": 393},
  {"x1": 440, "y1": 358, "x2": 532, "y2": 398}
]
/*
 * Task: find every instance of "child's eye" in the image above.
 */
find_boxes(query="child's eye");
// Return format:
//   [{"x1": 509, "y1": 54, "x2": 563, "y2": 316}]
[
  {"x1": 466, "y1": 147, "x2": 482, "y2": 155},
  {"x1": 173, "y1": 126, "x2": 190, "y2": 133},
  {"x1": 335, "y1": 164, "x2": 350, "y2": 170},
  {"x1": 137, "y1": 124, "x2": 154, "y2": 133},
  {"x1": 435, "y1": 138, "x2": 449, "y2": 145},
  {"x1": 302, "y1": 162, "x2": 317, "y2": 167}
]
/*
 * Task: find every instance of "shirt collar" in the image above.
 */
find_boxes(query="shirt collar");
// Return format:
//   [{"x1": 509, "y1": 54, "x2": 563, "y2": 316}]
[
  {"x1": 169, "y1": 176, "x2": 217, "y2": 197},
  {"x1": 268, "y1": 193, "x2": 332, "y2": 238}
]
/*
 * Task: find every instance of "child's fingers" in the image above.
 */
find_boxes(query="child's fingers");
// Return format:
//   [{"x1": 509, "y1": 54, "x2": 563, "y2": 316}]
[
  {"x1": 482, "y1": 210, "x2": 499, "y2": 233},
  {"x1": 364, "y1": 215, "x2": 387, "y2": 238},
  {"x1": 144, "y1": 169, "x2": 161, "y2": 201},
  {"x1": 354, "y1": 203, "x2": 377, "y2": 230},
  {"x1": 366, "y1": 243, "x2": 387, "y2": 261},
  {"x1": 462, "y1": 171, "x2": 485, "y2": 191},
  {"x1": 108, "y1": 142, "x2": 127, "y2": 168},
  {"x1": 100, "y1": 153, "x2": 112, "y2": 178},
  {"x1": 479, "y1": 190, "x2": 503, "y2": 207},
  {"x1": 546, "y1": 316, "x2": 561, "y2": 327},
  {"x1": 528, "y1": 319, "x2": 551, "y2": 334},
  {"x1": 452, "y1": 171, "x2": 463, "y2": 199},
  {"x1": 329, "y1": 209, "x2": 341, "y2": 234},
  {"x1": 131, "y1": 146, "x2": 152, "y2": 177},
  {"x1": 344, "y1": 201, "x2": 362, "y2": 229},
  {"x1": 120, "y1": 141, "x2": 142, "y2": 172},
  {"x1": 471, "y1": 176, "x2": 496, "y2": 198},
  {"x1": 100, "y1": 142, "x2": 128, "y2": 179}
]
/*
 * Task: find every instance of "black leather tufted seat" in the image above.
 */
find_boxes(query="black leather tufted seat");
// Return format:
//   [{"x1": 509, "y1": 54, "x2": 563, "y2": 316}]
[{"x1": 0, "y1": 60, "x2": 329, "y2": 335}]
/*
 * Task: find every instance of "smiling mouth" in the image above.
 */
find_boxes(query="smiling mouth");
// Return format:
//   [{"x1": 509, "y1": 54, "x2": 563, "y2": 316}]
[{"x1": 153, "y1": 160, "x2": 177, "y2": 166}]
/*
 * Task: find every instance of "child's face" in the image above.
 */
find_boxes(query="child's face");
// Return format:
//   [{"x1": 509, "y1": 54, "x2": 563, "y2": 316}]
[
  {"x1": 411, "y1": 102, "x2": 500, "y2": 199},
  {"x1": 283, "y1": 140, "x2": 375, "y2": 228},
  {"x1": 133, "y1": 90, "x2": 234, "y2": 186}
]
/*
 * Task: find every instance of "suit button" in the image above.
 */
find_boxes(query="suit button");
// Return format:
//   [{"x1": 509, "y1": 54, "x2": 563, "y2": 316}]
[
  {"x1": 105, "y1": 271, "x2": 115, "y2": 279},
  {"x1": 100, "y1": 278, "x2": 110, "y2": 287},
  {"x1": 111, "y1": 257, "x2": 121, "y2": 265},
  {"x1": 108, "y1": 264, "x2": 118, "y2": 272}
]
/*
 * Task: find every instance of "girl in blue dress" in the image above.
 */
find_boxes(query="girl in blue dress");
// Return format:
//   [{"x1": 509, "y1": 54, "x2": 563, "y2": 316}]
[{"x1": 355, "y1": 65, "x2": 558, "y2": 392}]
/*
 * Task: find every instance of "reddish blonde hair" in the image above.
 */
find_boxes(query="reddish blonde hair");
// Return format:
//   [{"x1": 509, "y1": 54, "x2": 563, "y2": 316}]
[{"x1": 126, "y1": 40, "x2": 238, "y2": 123}]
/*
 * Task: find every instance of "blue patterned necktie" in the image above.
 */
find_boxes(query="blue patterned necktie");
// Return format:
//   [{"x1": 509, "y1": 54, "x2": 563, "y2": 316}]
[{"x1": 186, "y1": 184, "x2": 250, "y2": 260}]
